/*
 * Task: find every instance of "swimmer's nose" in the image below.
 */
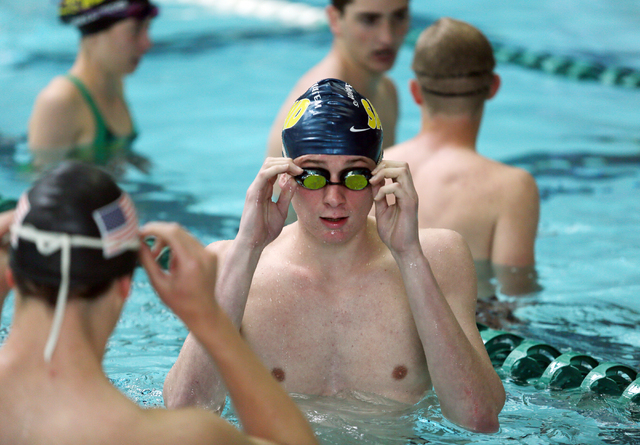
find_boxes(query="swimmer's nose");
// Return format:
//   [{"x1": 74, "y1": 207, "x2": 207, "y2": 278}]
[
  {"x1": 322, "y1": 183, "x2": 347, "y2": 207},
  {"x1": 139, "y1": 29, "x2": 152, "y2": 54},
  {"x1": 377, "y1": 19, "x2": 394, "y2": 46}
]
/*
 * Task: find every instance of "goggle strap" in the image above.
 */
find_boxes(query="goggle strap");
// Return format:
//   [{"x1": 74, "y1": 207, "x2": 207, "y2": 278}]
[{"x1": 44, "y1": 235, "x2": 71, "y2": 363}]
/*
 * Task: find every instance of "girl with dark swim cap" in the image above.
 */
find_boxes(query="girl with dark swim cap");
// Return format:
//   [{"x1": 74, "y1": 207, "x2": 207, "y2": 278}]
[{"x1": 27, "y1": 0, "x2": 158, "y2": 176}]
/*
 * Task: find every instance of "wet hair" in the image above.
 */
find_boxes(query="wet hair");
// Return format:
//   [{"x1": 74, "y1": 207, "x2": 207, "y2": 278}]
[
  {"x1": 282, "y1": 78, "x2": 383, "y2": 164},
  {"x1": 12, "y1": 272, "x2": 115, "y2": 307},
  {"x1": 9, "y1": 161, "x2": 138, "y2": 306},
  {"x1": 59, "y1": 0, "x2": 158, "y2": 36},
  {"x1": 412, "y1": 18, "x2": 495, "y2": 114}
]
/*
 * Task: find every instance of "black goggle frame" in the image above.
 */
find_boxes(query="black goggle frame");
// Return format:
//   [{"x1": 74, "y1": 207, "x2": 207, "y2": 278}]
[{"x1": 295, "y1": 168, "x2": 372, "y2": 191}]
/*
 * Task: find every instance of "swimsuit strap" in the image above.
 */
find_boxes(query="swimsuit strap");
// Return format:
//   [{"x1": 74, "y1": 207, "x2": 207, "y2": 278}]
[
  {"x1": 64, "y1": 74, "x2": 138, "y2": 165},
  {"x1": 64, "y1": 74, "x2": 109, "y2": 149}
]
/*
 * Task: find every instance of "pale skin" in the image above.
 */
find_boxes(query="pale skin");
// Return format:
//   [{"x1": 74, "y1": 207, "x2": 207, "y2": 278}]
[
  {"x1": 164, "y1": 156, "x2": 505, "y2": 433},
  {"x1": 28, "y1": 17, "x2": 152, "y2": 173},
  {"x1": 265, "y1": 0, "x2": 410, "y2": 159},
  {"x1": 385, "y1": 76, "x2": 540, "y2": 297},
  {"x1": 0, "y1": 222, "x2": 317, "y2": 445}
]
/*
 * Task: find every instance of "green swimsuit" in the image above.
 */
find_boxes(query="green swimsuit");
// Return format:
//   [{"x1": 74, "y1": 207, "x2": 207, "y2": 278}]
[{"x1": 65, "y1": 74, "x2": 138, "y2": 165}]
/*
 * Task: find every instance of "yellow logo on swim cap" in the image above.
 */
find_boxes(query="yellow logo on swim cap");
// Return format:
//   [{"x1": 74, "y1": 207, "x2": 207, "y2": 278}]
[
  {"x1": 283, "y1": 99, "x2": 311, "y2": 130},
  {"x1": 362, "y1": 99, "x2": 382, "y2": 130},
  {"x1": 60, "y1": 0, "x2": 108, "y2": 16}
]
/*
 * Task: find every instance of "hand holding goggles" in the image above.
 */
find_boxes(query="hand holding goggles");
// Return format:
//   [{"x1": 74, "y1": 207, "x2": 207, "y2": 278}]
[{"x1": 295, "y1": 168, "x2": 372, "y2": 191}]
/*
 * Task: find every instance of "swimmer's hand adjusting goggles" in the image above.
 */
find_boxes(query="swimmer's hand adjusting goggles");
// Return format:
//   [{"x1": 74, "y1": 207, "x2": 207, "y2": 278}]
[{"x1": 295, "y1": 168, "x2": 372, "y2": 191}]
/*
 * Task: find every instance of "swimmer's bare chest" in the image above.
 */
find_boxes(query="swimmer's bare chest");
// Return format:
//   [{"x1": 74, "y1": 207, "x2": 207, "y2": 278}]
[{"x1": 241, "y1": 263, "x2": 431, "y2": 404}]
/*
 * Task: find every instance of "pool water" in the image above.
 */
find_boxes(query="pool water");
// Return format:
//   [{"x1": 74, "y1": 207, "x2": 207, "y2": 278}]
[{"x1": 1, "y1": 1, "x2": 639, "y2": 443}]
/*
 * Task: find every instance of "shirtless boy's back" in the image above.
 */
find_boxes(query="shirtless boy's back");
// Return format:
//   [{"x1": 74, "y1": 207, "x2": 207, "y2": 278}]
[{"x1": 385, "y1": 18, "x2": 540, "y2": 297}]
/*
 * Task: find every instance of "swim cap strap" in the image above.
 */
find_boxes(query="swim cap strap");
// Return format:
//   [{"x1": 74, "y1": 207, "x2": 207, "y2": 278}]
[{"x1": 44, "y1": 234, "x2": 71, "y2": 363}]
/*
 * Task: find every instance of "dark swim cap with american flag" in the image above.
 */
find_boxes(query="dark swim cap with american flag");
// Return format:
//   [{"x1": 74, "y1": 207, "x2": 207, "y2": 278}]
[
  {"x1": 9, "y1": 160, "x2": 139, "y2": 291},
  {"x1": 9, "y1": 161, "x2": 139, "y2": 362}
]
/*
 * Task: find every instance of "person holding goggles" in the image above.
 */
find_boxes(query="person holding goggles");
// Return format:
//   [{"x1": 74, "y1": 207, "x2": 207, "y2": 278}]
[
  {"x1": 295, "y1": 168, "x2": 372, "y2": 191},
  {"x1": 165, "y1": 78, "x2": 504, "y2": 433}
]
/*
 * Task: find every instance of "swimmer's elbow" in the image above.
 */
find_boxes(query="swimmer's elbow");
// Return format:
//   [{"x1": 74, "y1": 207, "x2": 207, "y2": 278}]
[
  {"x1": 466, "y1": 410, "x2": 501, "y2": 434},
  {"x1": 163, "y1": 368, "x2": 226, "y2": 412},
  {"x1": 162, "y1": 374, "x2": 189, "y2": 409},
  {"x1": 163, "y1": 380, "x2": 226, "y2": 413},
  {"x1": 449, "y1": 407, "x2": 501, "y2": 434},
  {"x1": 446, "y1": 389, "x2": 504, "y2": 434}
]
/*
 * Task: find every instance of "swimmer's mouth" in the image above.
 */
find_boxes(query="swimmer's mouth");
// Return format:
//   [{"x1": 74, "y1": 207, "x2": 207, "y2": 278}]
[
  {"x1": 374, "y1": 48, "x2": 396, "y2": 58},
  {"x1": 321, "y1": 217, "x2": 347, "y2": 223}
]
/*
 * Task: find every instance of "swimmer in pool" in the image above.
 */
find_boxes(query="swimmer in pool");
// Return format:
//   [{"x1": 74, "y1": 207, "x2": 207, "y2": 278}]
[
  {"x1": 27, "y1": 0, "x2": 155, "y2": 175},
  {"x1": 165, "y1": 79, "x2": 505, "y2": 433},
  {"x1": 265, "y1": 0, "x2": 410, "y2": 160},
  {"x1": 384, "y1": 18, "x2": 541, "y2": 302},
  {"x1": 0, "y1": 161, "x2": 318, "y2": 445}
]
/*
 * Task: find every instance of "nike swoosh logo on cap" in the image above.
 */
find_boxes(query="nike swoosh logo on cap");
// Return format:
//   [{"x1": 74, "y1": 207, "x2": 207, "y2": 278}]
[{"x1": 350, "y1": 126, "x2": 371, "y2": 133}]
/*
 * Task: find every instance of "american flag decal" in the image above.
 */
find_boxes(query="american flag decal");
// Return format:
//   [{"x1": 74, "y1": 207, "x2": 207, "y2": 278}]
[{"x1": 92, "y1": 193, "x2": 139, "y2": 259}]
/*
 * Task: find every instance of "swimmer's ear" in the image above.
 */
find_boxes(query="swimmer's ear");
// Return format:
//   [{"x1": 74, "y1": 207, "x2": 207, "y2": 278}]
[
  {"x1": 409, "y1": 79, "x2": 423, "y2": 106},
  {"x1": 116, "y1": 275, "x2": 132, "y2": 301},
  {"x1": 488, "y1": 74, "x2": 501, "y2": 100},
  {"x1": 326, "y1": 5, "x2": 341, "y2": 35},
  {"x1": 5, "y1": 268, "x2": 14, "y2": 288}
]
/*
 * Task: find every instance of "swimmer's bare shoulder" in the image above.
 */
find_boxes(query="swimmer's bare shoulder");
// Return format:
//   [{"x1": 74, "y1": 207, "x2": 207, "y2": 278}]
[
  {"x1": 29, "y1": 75, "x2": 85, "y2": 152},
  {"x1": 492, "y1": 163, "x2": 539, "y2": 266},
  {"x1": 501, "y1": 164, "x2": 538, "y2": 205},
  {"x1": 417, "y1": 228, "x2": 477, "y2": 319}
]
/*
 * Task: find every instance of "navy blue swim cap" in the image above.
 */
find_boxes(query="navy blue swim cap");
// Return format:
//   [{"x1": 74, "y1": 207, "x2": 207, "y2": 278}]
[{"x1": 282, "y1": 78, "x2": 383, "y2": 164}]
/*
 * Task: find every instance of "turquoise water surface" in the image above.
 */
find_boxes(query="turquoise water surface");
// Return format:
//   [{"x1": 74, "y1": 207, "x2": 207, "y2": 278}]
[{"x1": 1, "y1": 1, "x2": 639, "y2": 443}]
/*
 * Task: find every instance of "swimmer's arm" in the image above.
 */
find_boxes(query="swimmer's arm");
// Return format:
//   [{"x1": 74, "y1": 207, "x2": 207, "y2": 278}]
[
  {"x1": 215, "y1": 157, "x2": 300, "y2": 325},
  {"x1": 142, "y1": 223, "x2": 317, "y2": 445},
  {"x1": 164, "y1": 332, "x2": 228, "y2": 411},
  {"x1": 165, "y1": 159, "x2": 300, "y2": 409},
  {"x1": 371, "y1": 161, "x2": 504, "y2": 431},
  {"x1": 28, "y1": 79, "x2": 82, "y2": 169},
  {"x1": 163, "y1": 238, "x2": 259, "y2": 410},
  {"x1": 401, "y1": 230, "x2": 505, "y2": 433},
  {"x1": 144, "y1": 408, "x2": 284, "y2": 445},
  {"x1": 492, "y1": 169, "x2": 541, "y2": 294},
  {"x1": 163, "y1": 237, "x2": 265, "y2": 410}
]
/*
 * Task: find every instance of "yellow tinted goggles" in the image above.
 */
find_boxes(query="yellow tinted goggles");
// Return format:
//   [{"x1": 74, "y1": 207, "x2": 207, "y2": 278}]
[{"x1": 295, "y1": 168, "x2": 372, "y2": 191}]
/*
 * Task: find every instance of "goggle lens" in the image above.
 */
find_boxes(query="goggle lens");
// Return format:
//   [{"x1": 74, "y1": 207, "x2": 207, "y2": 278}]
[
  {"x1": 343, "y1": 172, "x2": 369, "y2": 191},
  {"x1": 301, "y1": 174, "x2": 327, "y2": 190}
]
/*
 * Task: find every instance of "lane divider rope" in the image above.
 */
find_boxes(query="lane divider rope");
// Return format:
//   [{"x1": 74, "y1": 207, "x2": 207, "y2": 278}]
[{"x1": 478, "y1": 323, "x2": 640, "y2": 417}]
